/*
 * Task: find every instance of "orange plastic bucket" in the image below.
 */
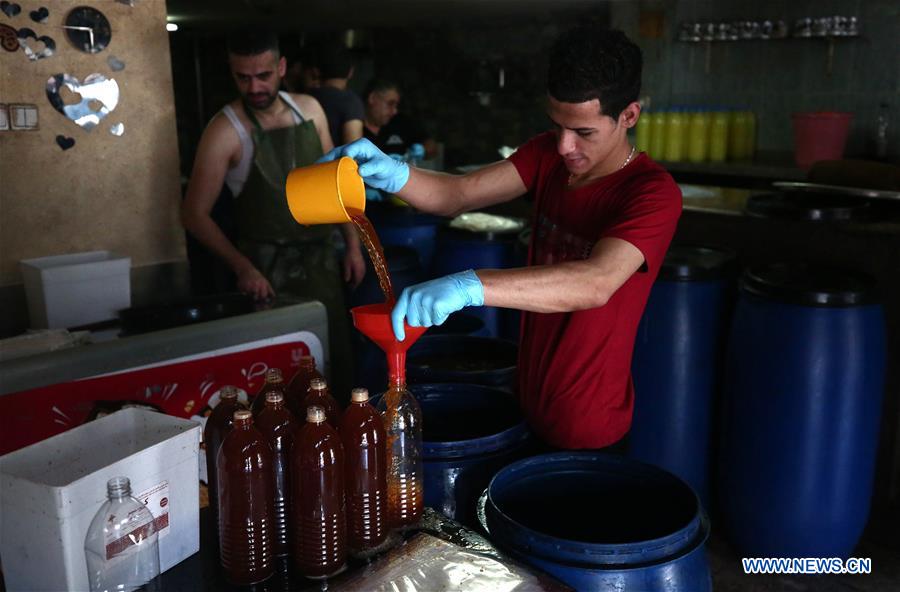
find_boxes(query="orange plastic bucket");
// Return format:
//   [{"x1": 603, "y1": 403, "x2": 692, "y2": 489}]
[
  {"x1": 791, "y1": 111, "x2": 853, "y2": 169},
  {"x1": 285, "y1": 156, "x2": 365, "y2": 224}
]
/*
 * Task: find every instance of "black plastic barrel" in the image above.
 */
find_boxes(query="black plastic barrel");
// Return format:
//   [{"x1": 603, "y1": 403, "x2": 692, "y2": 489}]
[
  {"x1": 630, "y1": 245, "x2": 736, "y2": 508},
  {"x1": 427, "y1": 312, "x2": 489, "y2": 337},
  {"x1": 372, "y1": 383, "x2": 530, "y2": 527},
  {"x1": 406, "y1": 335, "x2": 517, "y2": 390},
  {"x1": 481, "y1": 453, "x2": 711, "y2": 591},
  {"x1": 719, "y1": 263, "x2": 886, "y2": 558}
]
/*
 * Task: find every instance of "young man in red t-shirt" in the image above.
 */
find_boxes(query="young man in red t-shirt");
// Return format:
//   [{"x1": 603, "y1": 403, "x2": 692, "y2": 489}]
[{"x1": 321, "y1": 26, "x2": 682, "y2": 450}]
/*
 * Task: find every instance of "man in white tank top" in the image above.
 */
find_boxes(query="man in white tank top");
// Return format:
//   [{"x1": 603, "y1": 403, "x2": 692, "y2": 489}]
[{"x1": 181, "y1": 29, "x2": 365, "y2": 301}]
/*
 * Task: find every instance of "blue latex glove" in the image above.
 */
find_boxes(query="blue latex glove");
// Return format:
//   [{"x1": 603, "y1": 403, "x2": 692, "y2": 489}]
[
  {"x1": 317, "y1": 138, "x2": 410, "y2": 194},
  {"x1": 391, "y1": 270, "x2": 484, "y2": 341},
  {"x1": 408, "y1": 143, "x2": 426, "y2": 161}
]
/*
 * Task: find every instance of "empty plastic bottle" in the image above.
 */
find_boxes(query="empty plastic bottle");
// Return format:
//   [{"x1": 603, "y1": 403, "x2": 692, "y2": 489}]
[
  {"x1": 255, "y1": 391, "x2": 298, "y2": 557},
  {"x1": 304, "y1": 378, "x2": 342, "y2": 428},
  {"x1": 84, "y1": 477, "x2": 160, "y2": 592},
  {"x1": 251, "y1": 368, "x2": 287, "y2": 416},
  {"x1": 340, "y1": 388, "x2": 388, "y2": 554},
  {"x1": 203, "y1": 386, "x2": 244, "y2": 526},
  {"x1": 217, "y1": 410, "x2": 275, "y2": 585},
  {"x1": 291, "y1": 405, "x2": 347, "y2": 579}
]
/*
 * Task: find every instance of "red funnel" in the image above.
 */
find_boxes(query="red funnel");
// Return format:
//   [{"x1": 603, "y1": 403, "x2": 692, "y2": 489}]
[{"x1": 351, "y1": 303, "x2": 427, "y2": 384}]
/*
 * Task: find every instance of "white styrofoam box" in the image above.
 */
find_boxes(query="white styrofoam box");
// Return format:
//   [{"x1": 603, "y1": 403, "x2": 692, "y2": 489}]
[
  {"x1": 19, "y1": 250, "x2": 131, "y2": 329},
  {"x1": 0, "y1": 409, "x2": 201, "y2": 592}
]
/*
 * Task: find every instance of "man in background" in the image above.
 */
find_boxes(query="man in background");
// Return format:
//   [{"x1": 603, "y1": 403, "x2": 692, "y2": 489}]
[
  {"x1": 309, "y1": 43, "x2": 366, "y2": 146},
  {"x1": 363, "y1": 78, "x2": 437, "y2": 159}
]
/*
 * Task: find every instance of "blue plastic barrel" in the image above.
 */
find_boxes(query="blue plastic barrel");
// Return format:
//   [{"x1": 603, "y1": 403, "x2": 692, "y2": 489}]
[
  {"x1": 406, "y1": 335, "x2": 517, "y2": 390},
  {"x1": 372, "y1": 383, "x2": 530, "y2": 527},
  {"x1": 432, "y1": 226, "x2": 521, "y2": 339},
  {"x1": 368, "y1": 204, "x2": 444, "y2": 271},
  {"x1": 630, "y1": 245, "x2": 736, "y2": 508},
  {"x1": 719, "y1": 263, "x2": 886, "y2": 558},
  {"x1": 481, "y1": 453, "x2": 711, "y2": 591}
]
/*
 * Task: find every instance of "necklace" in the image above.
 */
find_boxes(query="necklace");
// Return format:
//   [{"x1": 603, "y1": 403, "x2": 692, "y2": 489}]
[{"x1": 568, "y1": 144, "x2": 637, "y2": 186}]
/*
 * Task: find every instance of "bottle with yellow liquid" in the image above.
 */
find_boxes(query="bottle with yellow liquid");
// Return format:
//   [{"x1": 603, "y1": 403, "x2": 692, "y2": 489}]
[
  {"x1": 687, "y1": 107, "x2": 710, "y2": 163},
  {"x1": 743, "y1": 109, "x2": 757, "y2": 161},
  {"x1": 729, "y1": 109, "x2": 749, "y2": 161},
  {"x1": 635, "y1": 109, "x2": 653, "y2": 154},
  {"x1": 664, "y1": 107, "x2": 687, "y2": 162},
  {"x1": 649, "y1": 111, "x2": 667, "y2": 160},
  {"x1": 709, "y1": 108, "x2": 729, "y2": 163}
]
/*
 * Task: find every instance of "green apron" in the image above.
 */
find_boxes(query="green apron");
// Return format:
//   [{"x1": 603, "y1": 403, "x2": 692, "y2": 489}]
[{"x1": 234, "y1": 97, "x2": 354, "y2": 400}]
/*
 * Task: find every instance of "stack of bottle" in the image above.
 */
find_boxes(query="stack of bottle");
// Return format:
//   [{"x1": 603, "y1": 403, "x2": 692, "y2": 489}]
[
  {"x1": 203, "y1": 355, "x2": 423, "y2": 585},
  {"x1": 635, "y1": 106, "x2": 757, "y2": 163}
]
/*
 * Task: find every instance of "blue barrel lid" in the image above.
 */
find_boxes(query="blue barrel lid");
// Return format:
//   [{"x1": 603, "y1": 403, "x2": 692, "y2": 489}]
[
  {"x1": 741, "y1": 263, "x2": 878, "y2": 307},
  {"x1": 660, "y1": 245, "x2": 737, "y2": 281}
]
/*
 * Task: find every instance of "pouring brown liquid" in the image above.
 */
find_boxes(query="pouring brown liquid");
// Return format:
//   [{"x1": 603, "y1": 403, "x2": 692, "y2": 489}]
[{"x1": 348, "y1": 208, "x2": 395, "y2": 305}]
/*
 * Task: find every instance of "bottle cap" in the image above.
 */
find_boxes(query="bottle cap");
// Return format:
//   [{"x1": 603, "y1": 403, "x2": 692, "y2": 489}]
[
  {"x1": 220, "y1": 386, "x2": 238, "y2": 400},
  {"x1": 299, "y1": 355, "x2": 315, "y2": 365},
  {"x1": 265, "y1": 368, "x2": 283, "y2": 384},
  {"x1": 351, "y1": 388, "x2": 370, "y2": 403},
  {"x1": 266, "y1": 391, "x2": 284, "y2": 404},
  {"x1": 234, "y1": 409, "x2": 252, "y2": 422},
  {"x1": 307, "y1": 405, "x2": 326, "y2": 423},
  {"x1": 309, "y1": 378, "x2": 327, "y2": 391}
]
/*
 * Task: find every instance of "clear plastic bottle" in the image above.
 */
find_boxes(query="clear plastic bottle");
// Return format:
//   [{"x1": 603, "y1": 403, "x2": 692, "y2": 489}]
[
  {"x1": 648, "y1": 111, "x2": 667, "y2": 160},
  {"x1": 84, "y1": 477, "x2": 160, "y2": 592},
  {"x1": 251, "y1": 368, "x2": 286, "y2": 416},
  {"x1": 744, "y1": 109, "x2": 757, "y2": 161},
  {"x1": 217, "y1": 410, "x2": 275, "y2": 585},
  {"x1": 304, "y1": 378, "x2": 342, "y2": 428},
  {"x1": 709, "y1": 108, "x2": 730, "y2": 162},
  {"x1": 203, "y1": 386, "x2": 244, "y2": 527},
  {"x1": 255, "y1": 391, "x2": 298, "y2": 557},
  {"x1": 729, "y1": 109, "x2": 749, "y2": 160},
  {"x1": 376, "y1": 373, "x2": 424, "y2": 530},
  {"x1": 664, "y1": 107, "x2": 687, "y2": 162},
  {"x1": 635, "y1": 110, "x2": 653, "y2": 154},
  {"x1": 687, "y1": 107, "x2": 710, "y2": 163},
  {"x1": 286, "y1": 355, "x2": 323, "y2": 418},
  {"x1": 291, "y1": 405, "x2": 347, "y2": 579},
  {"x1": 339, "y1": 388, "x2": 388, "y2": 554}
]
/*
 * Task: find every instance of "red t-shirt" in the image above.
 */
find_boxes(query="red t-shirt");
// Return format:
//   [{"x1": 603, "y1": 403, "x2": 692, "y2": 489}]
[{"x1": 508, "y1": 131, "x2": 682, "y2": 449}]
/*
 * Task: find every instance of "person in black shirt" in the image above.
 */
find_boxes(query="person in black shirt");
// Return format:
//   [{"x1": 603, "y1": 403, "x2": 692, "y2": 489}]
[
  {"x1": 308, "y1": 43, "x2": 366, "y2": 145},
  {"x1": 362, "y1": 79, "x2": 436, "y2": 158}
]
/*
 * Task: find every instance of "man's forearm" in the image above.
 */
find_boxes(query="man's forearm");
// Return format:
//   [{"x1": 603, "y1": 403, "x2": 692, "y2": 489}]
[{"x1": 183, "y1": 213, "x2": 254, "y2": 275}]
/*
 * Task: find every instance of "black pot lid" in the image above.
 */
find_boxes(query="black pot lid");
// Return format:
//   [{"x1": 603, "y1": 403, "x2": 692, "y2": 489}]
[
  {"x1": 660, "y1": 245, "x2": 737, "y2": 281},
  {"x1": 740, "y1": 263, "x2": 878, "y2": 307},
  {"x1": 745, "y1": 192, "x2": 869, "y2": 222}
]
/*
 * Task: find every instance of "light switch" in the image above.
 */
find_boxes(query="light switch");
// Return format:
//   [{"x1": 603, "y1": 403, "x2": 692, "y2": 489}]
[
  {"x1": 0, "y1": 104, "x2": 8, "y2": 131},
  {"x1": 10, "y1": 104, "x2": 39, "y2": 130}
]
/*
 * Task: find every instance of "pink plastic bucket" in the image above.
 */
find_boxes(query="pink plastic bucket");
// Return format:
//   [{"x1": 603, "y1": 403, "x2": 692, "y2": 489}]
[{"x1": 791, "y1": 112, "x2": 853, "y2": 169}]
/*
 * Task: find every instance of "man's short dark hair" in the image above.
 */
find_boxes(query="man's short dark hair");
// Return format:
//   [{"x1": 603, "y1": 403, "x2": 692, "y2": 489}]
[
  {"x1": 226, "y1": 27, "x2": 279, "y2": 57},
  {"x1": 317, "y1": 43, "x2": 353, "y2": 79},
  {"x1": 363, "y1": 78, "x2": 399, "y2": 102},
  {"x1": 547, "y1": 26, "x2": 642, "y2": 120}
]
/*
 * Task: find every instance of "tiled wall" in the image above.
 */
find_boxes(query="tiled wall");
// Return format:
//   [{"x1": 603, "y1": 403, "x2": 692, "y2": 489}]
[{"x1": 614, "y1": 0, "x2": 900, "y2": 157}]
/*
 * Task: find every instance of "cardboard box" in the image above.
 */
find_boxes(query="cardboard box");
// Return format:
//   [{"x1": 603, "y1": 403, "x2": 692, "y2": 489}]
[
  {"x1": 0, "y1": 409, "x2": 200, "y2": 592},
  {"x1": 20, "y1": 251, "x2": 131, "y2": 329}
]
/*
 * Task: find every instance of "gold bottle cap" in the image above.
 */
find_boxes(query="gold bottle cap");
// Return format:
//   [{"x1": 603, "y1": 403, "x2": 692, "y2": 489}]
[
  {"x1": 220, "y1": 386, "x2": 238, "y2": 400},
  {"x1": 233, "y1": 410, "x2": 252, "y2": 422},
  {"x1": 309, "y1": 378, "x2": 327, "y2": 391},
  {"x1": 265, "y1": 368, "x2": 283, "y2": 384},
  {"x1": 351, "y1": 388, "x2": 370, "y2": 403},
  {"x1": 307, "y1": 405, "x2": 326, "y2": 423},
  {"x1": 265, "y1": 391, "x2": 284, "y2": 403}
]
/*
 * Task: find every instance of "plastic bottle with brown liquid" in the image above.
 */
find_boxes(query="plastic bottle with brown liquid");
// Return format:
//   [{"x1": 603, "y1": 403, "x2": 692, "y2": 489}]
[
  {"x1": 203, "y1": 386, "x2": 244, "y2": 527},
  {"x1": 339, "y1": 388, "x2": 388, "y2": 554},
  {"x1": 251, "y1": 368, "x2": 286, "y2": 416},
  {"x1": 291, "y1": 405, "x2": 347, "y2": 579},
  {"x1": 376, "y1": 375, "x2": 424, "y2": 530},
  {"x1": 286, "y1": 355, "x2": 323, "y2": 418},
  {"x1": 254, "y1": 391, "x2": 297, "y2": 557},
  {"x1": 217, "y1": 410, "x2": 275, "y2": 585},
  {"x1": 303, "y1": 378, "x2": 342, "y2": 428}
]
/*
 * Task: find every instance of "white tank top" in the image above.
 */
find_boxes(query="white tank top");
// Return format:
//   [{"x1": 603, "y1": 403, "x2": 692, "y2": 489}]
[{"x1": 220, "y1": 91, "x2": 306, "y2": 197}]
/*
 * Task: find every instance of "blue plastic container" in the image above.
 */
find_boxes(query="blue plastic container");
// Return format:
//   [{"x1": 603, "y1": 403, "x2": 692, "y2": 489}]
[
  {"x1": 481, "y1": 453, "x2": 711, "y2": 591},
  {"x1": 406, "y1": 335, "x2": 518, "y2": 390},
  {"x1": 630, "y1": 245, "x2": 736, "y2": 508},
  {"x1": 432, "y1": 226, "x2": 521, "y2": 339},
  {"x1": 719, "y1": 263, "x2": 886, "y2": 558},
  {"x1": 373, "y1": 383, "x2": 530, "y2": 527},
  {"x1": 369, "y1": 205, "x2": 444, "y2": 271}
]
